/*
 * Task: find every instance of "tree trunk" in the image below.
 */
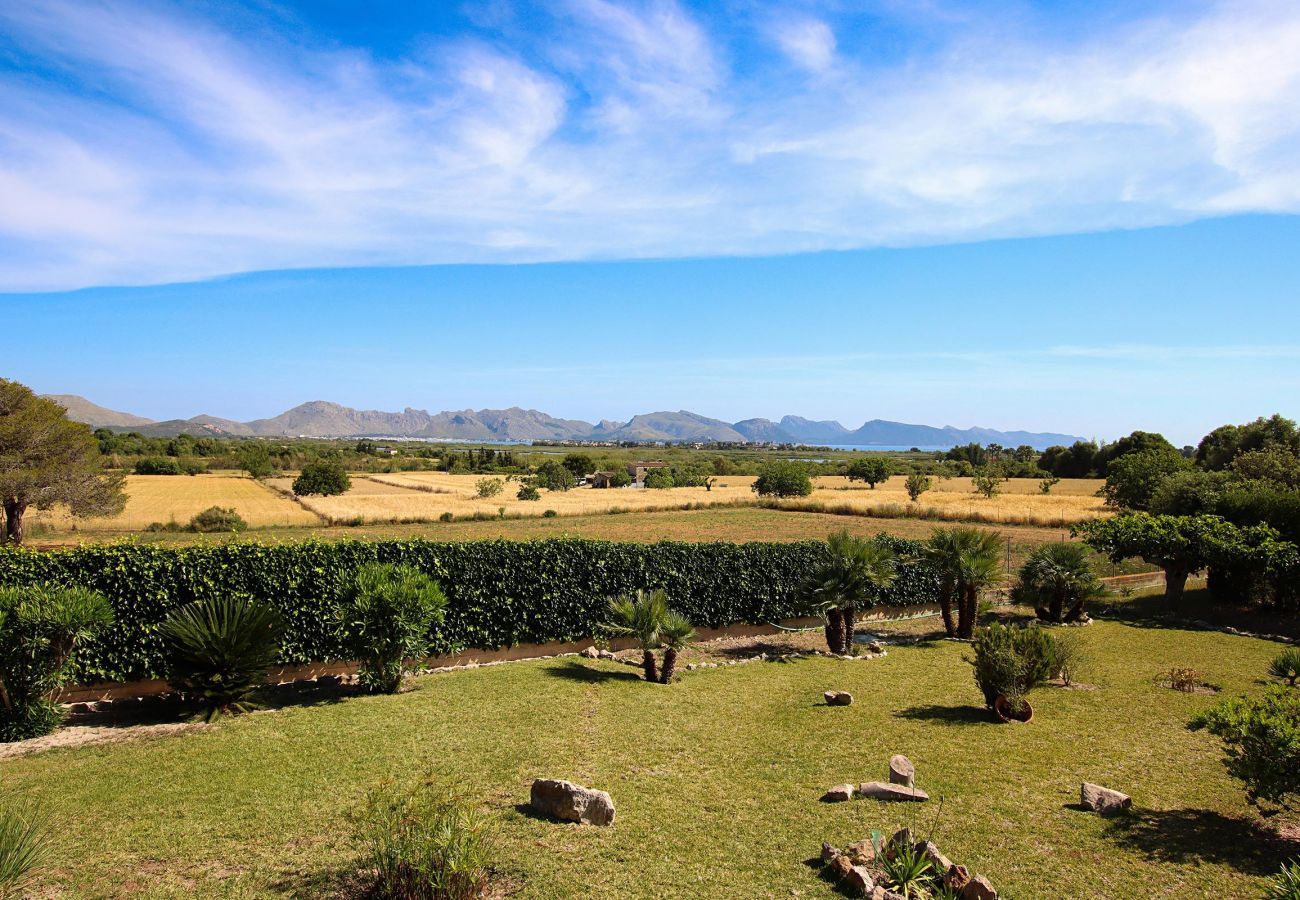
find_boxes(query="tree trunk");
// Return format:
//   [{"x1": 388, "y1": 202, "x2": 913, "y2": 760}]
[
  {"x1": 660, "y1": 648, "x2": 678, "y2": 684},
  {"x1": 824, "y1": 608, "x2": 845, "y2": 654},
  {"x1": 3, "y1": 498, "x2": 24, "y2": 545},
  {"x1": 1050, "y1": 591, "x2": 1064, "y2": 623},
  {"x1": 841, "y1": 603, "x2": 856, "y2": 654},
  {"x1": 939, "y1": 590, "x2": 957, "y2": 638},
  {"x1": 1164, "y1": 565, "x2": 1190, "y2": 609},
  {"x1": 641, "y1": 649, "x2": 659, "y2": 683},
  {"x1": 1064, "y1": 599, "x2": 1086, "y2": 623},
  {"x1": 957, "y1": 585, "x2": 978, "y2": 639}
]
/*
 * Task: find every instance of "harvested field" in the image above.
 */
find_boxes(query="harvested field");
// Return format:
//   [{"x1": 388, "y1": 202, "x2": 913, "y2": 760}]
[{"x1": 25, "y1": 474, "x2": 321, "y2": 532}]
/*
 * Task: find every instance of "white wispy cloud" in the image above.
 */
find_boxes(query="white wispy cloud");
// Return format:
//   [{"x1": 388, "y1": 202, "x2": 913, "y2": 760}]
[{"x1": 1, "y1": 0, "x2": 1299, "y2": 290}]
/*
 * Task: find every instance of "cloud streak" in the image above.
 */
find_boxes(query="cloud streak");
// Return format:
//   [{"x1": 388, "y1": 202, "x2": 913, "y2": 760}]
[{"x1": 1, "y1": 0, "x2": 1299, "y2": 290}]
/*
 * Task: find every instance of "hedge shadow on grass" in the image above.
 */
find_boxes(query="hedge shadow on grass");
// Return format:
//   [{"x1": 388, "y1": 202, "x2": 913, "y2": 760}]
[
  {"x1": 540, "y1": 661, "x2": 643, "y2": 684},
  {"x1": 1103, "y1": 807, "x2": 1295, "y2": 877}
]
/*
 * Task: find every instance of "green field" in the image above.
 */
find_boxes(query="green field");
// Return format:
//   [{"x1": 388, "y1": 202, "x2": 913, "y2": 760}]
[{"x1": 4, "y1": 600, "x2": 1288, "y2": 898}]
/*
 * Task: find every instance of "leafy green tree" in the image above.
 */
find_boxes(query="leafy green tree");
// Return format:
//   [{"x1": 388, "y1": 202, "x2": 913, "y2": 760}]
[
  {"x1": 945, "y1": 443, "x2": 988, "y2": 467},
  {"x1": 561, "y1": 453, "x2": 595, "y2": 478},
  {"x1": 1148, "y1": 469, "x2": 1233, "y2": 516},
  {"x1": 240, "y1": 443, "x2": 278, "y2": 479},
  {"x1": 643, "y1": 468, "x2": 676, "y2": 489},
  {"x1": 972, "y1": 466, "x2": 1006, "y2": 498},
  {"x1": 1013, "y1": 445, "x2": 1038, "y2": 463},
  {"x1": 905, "y1": 473, "x2": 932, "y2": 501},
  {"x1": 926, "y1": 527, "x2": 1004, "y2": 638},
  {"x1": 1232, "y1": 447, "x2": 1300, "y2": 489},
  {"x1": 1100, "y1": 447, "x2": 1190, "y2": 510},
  {"x1": 846, "y1": 457, "x2": 890, "y2": 488},
  {"x1": 1039, "y1": 475, "x2": 1061, "y2": 494},
  {"x1": 0, "y1": 584, "x2": 113, "y2": 740},
  {"x1": 1039, "y1": 440, "x2": 1099, "y2": 478},
  {"x1": 1015, "y1": 543, "x2": 1105, "y2": 623},
  {"x1": 516, "y1": 483, "x2": 541, "y2": 501},
  {"x1": 1074, "y1": 513, "x2": 1254, "y2": 607},
  {"x1": 798, "y1": 531, "x2": 896, "y2": 653},
  {"x1": 752, "y1": 460, "x2": 813, "y2": 498},
  {"x1": 1095, "y1": 430, "x2": 1177, "y2": 475},
  {"x1": 337, "y1": 563, "x2": 448, "y2": 694},
  {"x1": 0, "y1": 379, "x2": 126, "y2": 545},
  {"x1": 533, "y1": 460, "x2": 575, "y2": 492},
  {"x1": 1197, "y1": 415, "x2": 1300, "y2": 470},
  {"x1": 1196, "y1": 424, "x2": 1243, "y2": 470},
  {"x1": 293, "y1": 459, "x2": 351, "y2": 496},
  {"x1": 161, "y1": 596, "x2": 283, "y2": 721}
]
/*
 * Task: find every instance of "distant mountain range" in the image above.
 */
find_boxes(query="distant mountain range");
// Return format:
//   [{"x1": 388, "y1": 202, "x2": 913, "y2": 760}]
[{"x1": 47, "y1": 395, "x2": 1084, "y2": 449}]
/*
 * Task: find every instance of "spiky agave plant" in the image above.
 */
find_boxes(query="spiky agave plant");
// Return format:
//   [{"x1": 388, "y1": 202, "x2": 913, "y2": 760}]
[
  {"x1": 881, "y1": 842, "x2": 936, "y2": 898},
  {"x1": 1264, "y1": 860, "x2": 1300, "y2": 900},
  {"x1": 657, "y1": 611, "x2": 696, "y2": 684},
  {"x1": 1270, "y1": 648, "x2": 1300, "y2": 687},
  {"x1": 161, "y1": 596, "x2": 284, "y2": 722},
  {"x1": 605, "y1": 589, "x2": 669, "y2": 682}
]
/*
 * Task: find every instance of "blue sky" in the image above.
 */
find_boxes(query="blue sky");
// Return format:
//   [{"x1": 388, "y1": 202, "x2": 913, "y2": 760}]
[{"x1": 3, "y1": 1, "x2": 1299, "y2": 444}]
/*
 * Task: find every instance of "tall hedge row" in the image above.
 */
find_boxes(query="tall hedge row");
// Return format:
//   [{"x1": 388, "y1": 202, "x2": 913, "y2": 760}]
[{"x1": 0, "y1": 536, "x2": 940, "y2": 684}]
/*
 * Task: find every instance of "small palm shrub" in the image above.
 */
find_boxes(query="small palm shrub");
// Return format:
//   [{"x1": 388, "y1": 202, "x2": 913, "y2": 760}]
[
  {"x1": 1263, "y1": 860, "x2": 1300, "y2": 900},
  {"x1": 337, "y1": 564, "x2": 448, "y2": 694},
  {"x1": 1190, "y1": 686, "x2": 1300, "y2": 808},
  {"x1": 352, "y1": 778, "x2": 494, "y2": 900},
  {"x1": 188, "y1": 506, "x2": 247, "y2": 533},
  {"x1": 161, "y1": 596, "x2": 284, "y2": 722},
  {"x1": 606, "y1": 589, "x2": 670, "y2": 682},
  {"x1": 1015, "y1": 542, "x2": 1105, "y2": 623},
  {"x1": 0, "y1": 584, "x2": 113, "y2": 742},
  {"x1": 1270, "y1": 648, "x2": 1300, "y2": 687},
  {"x1": 657, "y1": 611, "x2": 696, "y2": 684},
  {"x1": 970, "y1": 623, "x2": 1056, "y2": 711},
  {"x1": 0, "y1": 802, "x2": 49, "y2": 900}
]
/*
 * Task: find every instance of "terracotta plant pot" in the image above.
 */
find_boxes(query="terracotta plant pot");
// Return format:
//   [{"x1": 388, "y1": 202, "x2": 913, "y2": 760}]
[{"x1": 994, "y1": 694, "x2": 1033, "y2": 723}]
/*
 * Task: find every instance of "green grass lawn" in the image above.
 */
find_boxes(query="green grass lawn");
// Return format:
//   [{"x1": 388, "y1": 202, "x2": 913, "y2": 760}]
[{"x1": 4, "y1": 614, "x2": 1291, "y2": 898}]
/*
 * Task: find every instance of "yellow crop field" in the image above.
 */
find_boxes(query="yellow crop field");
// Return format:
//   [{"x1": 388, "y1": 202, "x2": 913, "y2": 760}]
[
  {"x1": 27, "y1": 474, "x2": 320, "y2": 532},
  {"x1": 270, "y1": 471, "x2": 1108, "y2": 526}
]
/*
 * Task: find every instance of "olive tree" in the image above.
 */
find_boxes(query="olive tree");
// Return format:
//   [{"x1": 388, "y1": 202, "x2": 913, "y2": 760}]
[
  {"x1": 846, "y1": 457, "x2": 890, "y2": 489},
  {"x1": 0, "y1": 380, "x2": 126, "y2": 544}
]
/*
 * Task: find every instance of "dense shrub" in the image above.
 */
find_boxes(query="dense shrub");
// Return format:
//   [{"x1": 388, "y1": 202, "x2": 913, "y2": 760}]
[
  {"x1": 161, "y1": 596, "x2": 284, "y2": 721},
  {"x1": 1191, "y1": 686, "x2": 1300, "y2": 808},
  {"x1": 905, "y1": 473, "x2": 931, "y2": 501},
  {"x1": 533, "y1": 460, "x2": 574, "y2": 492},
  {"x1": 352, "y1": 778, "x2": 494, "y2": 900},
  {"x1": 189, "y1": 506, "x2": 247, "y2": 533},
  {"x1": 1100, "y1": 448, "x2": 1190, "y2": 511},
  {"x1": 516, "y1": 484, "x2": 540, "y2": 501},
  {"x1": 0, "y1": 538, "x2": 941, "y2": 683},
  {"x1": 293, "y1": 460, "x2": 351, "y2": 496},
  {"x1": 337, "y1": 563, "x2": 448, "y2": 693},
  {"x1": 969, "y1": 623, "x2": 1056, "y2": 711},
  {"x1": 134, "y1": 456, "x2": 205, "y2": 476},
  {"x1": 752, "y1": 460, "x2": 813, "y2": 498},
  {"x1": 0, "y1": 584, "x2": 112, "y2": 741},
  {"x1": 474, "y1": 477, "x2": 503, "y2": 499}
]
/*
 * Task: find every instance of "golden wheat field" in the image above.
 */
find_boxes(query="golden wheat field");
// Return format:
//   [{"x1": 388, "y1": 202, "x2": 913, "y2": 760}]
[
  {"x1": 26, "y1": 474, "x2": 320, "y2": 532},
  {"x1": 261, "y1": 471, "x2": 1108, "y2": 526}
]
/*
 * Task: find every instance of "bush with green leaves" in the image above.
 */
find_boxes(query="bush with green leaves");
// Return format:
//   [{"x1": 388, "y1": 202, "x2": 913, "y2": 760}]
[
  {"x1": 1272, "y1": 649, "x2": 1300, "y2": 687},
  {"x1": 0, "y1": 801, "x2": 49, "y2": 900},
  {"x1": 1263, "y1": 860, "x2": 1300, "y2": 900},
  {"x1": 0, "y1": 584, "x2": 112, "y2": 741},
  {"x1": 293, "y1": 459, "x2": 351, "y2": 496},
  {"x1": 1051, "y1": 629, "x2": 1089, "y2": 687},
  {"x1": 161, "y1": 596, "x2": 283, "y2": 721},
  {"x1": 188, "y1": 506, "x2": 247, "y2": 533},
  {"x1": 516, "y1": 483, "x2": 540, "y2": 501},
  {"x1": 971, "y1": 466, "x2": 1005, "y2": 499},
  {"x1": 880, "y1": 842, "x2": 934, "y2": 898},
  {"x1": 970, "y1": 622, "x2": 1057, "y2": 712},
  {"x1": 474, "y1": 477, "x2": 503, "y2": 499},
  {"x1": 752, "y1": 460, "x2": 813, "y2": 498},
  {"x1": 1038, "y1": 475, "x2": 1061, "y2": 495},
  {"x1": 1190, "y1": 686, "x2": 1300, "y2": 808},
  {"x1": 1014, "y1": 542, "x2": 1105, "y2": 623},
  {"x1": 134, "y1": 456, "x2": 205, "y2": 476},
  {"x1": 532, "y1": 460, "x2": 574, "y2": 492},
  {"x1": 905, "y1": 473, "x2": 932, "y2": 502},
  {"x1": 337, "y1": 563, "x2": 448, "y2": 693},
  {"x1": 351, "y1": 778, "x2": 494, "y2": 900},
  {"x1": 1099, "y1": 447, "x2": 1190, "y2": 511}
]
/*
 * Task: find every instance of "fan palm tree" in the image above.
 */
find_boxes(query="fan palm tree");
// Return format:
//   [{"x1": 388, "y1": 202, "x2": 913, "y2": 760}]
[
  {"x1": 1017, "y1": 542, "x2": 1106, "y2": 623},
  {"x1": 926, "y1": 527, "x2": 1005, "y2": 639},
  {"x1": 799, "y1": 531, "x2": 897, "y2": 654},
  {"x1": 606, "y1": 589, "x2": 669, "y2": 682},
  {"x1": 657, "y1": 611, "x2": 696, "y2": 684}
]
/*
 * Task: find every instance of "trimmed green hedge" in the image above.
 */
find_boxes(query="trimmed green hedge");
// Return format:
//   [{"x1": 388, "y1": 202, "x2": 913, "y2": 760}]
[{"x1": 0, "y1": 536, "x2": 940, "y2": 683}]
